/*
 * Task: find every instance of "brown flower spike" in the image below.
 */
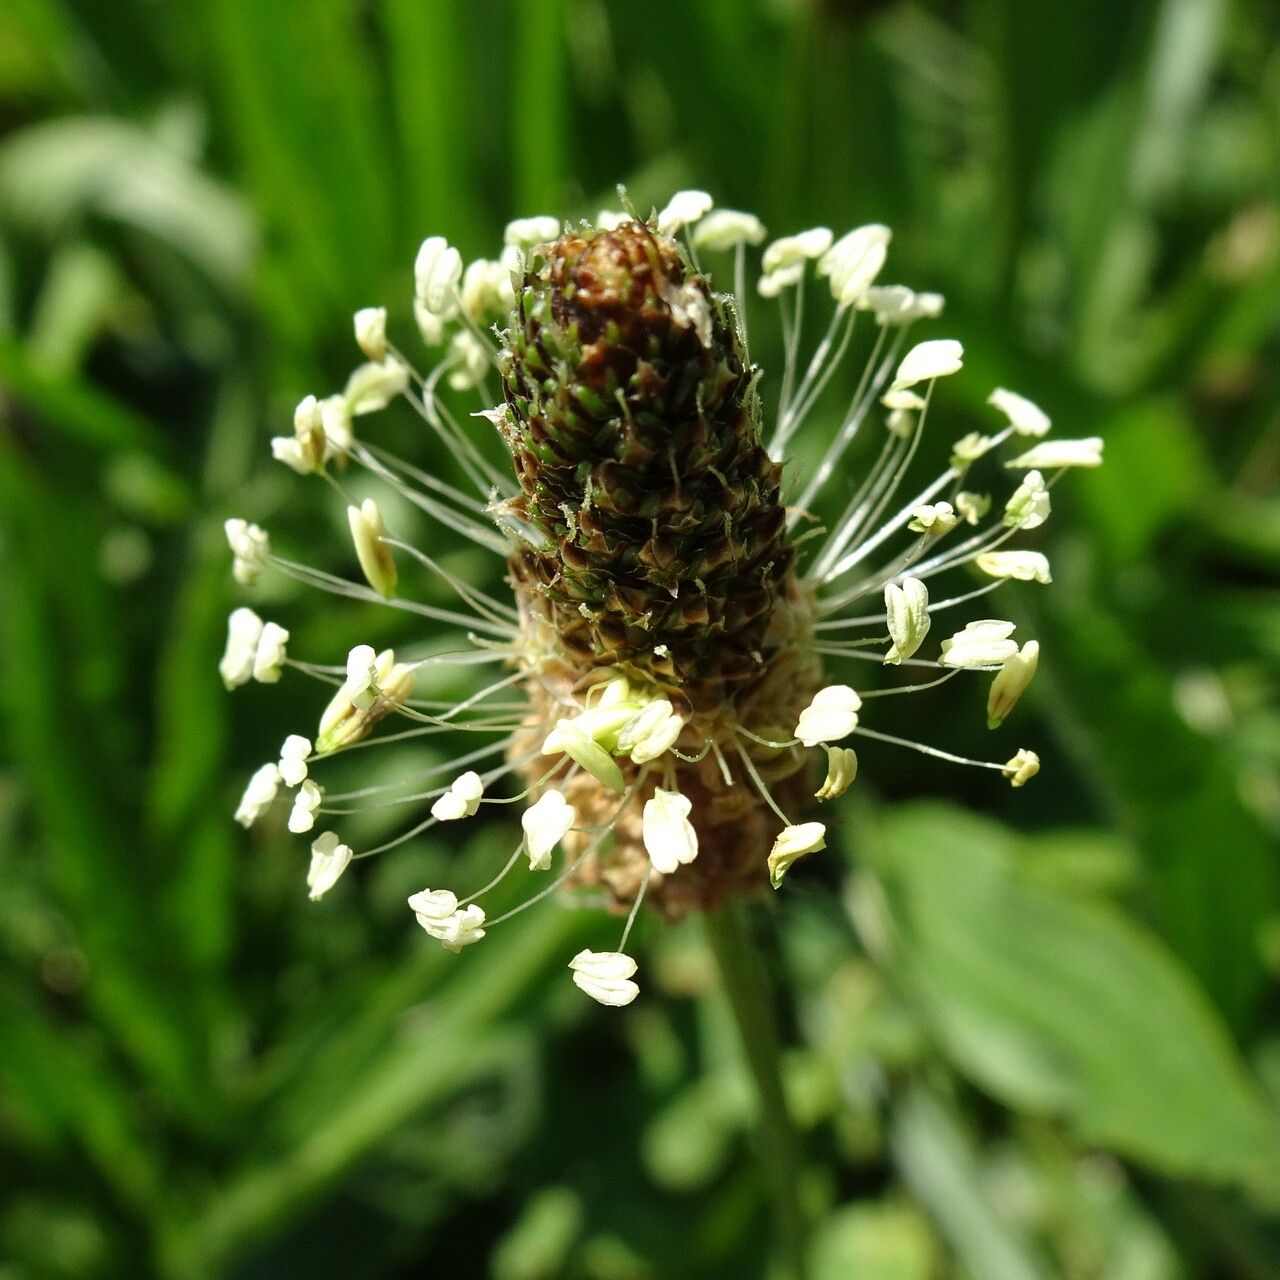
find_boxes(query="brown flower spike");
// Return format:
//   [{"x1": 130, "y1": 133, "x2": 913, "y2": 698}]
[{"x1": 502, "y1": 223, "x2": 818, "y2": 916}]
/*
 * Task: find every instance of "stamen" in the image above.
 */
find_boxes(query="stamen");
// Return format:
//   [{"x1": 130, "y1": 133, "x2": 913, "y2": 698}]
[
  {"x1": 710, "y1": 739, "x2": 736, "y2": 788},
  {"x1": 853, "y1": 724, "x2": 1008, "y2": 771},
  {"x1": 391, "y1": 708, "x2": 524, "y2": 733},
  {"x1": 618, "y1": 866, "x2": 651, "y2": 950},
  {"x1": 323, "y1": 738, "x2": 509, "y2": 801},
  {"x1": 384, "y1": 536, "x2": 519, "y2": 626},
  {"x1": 458, "y1": 837, "x2": 526, "y2": 906},
  {"x1": 894, "y1": 517, "x2": 1024, "y2": 584},
  {"x1": 393, "y1": 346, "x2": 511, "y2": 498},
  {"x1": 353, "y1": 444, "x2": 510, "y2": 555},
  {"x1": 806, "y1": 426, "x2": 908, "y2": 578},
  {"x1": 735, "y1": 725, "x2": 800, "y2": 750},
  {"x1": 361, "y1": 440, "x2": 496, "y2": 519},
  {"x1": 815, "y1": 579, "x2": 1001, "y2": 631},
  {"x1": 827, "y1": 432, "x2": 914, "y2": 566},
  {"x1": 348, "y1": 749, "x2": 539, "y2": 842},
  {"x1": 857, "y1": 670, "x2": 961, "y2": 698},
  {"x1": 818, "y1": 536, "x2": 931, "y2": 615},
  {"x1": 271, "y1": 556, "x2": 515, "y2": 640},
  {"x1": 733, "y1": 243, "x2": 750, "y2": 352},
  {"x1": 822, "y1": 424, "x2": 1016, "y2": 586},
  {"x1": 485, "y1": 784, "x2": 640, "y2": 927},
  {"x1": 408, "y1": 669, "x2": 526, "y2": 723},
  {"x1": 428, "y1": 388, "x2": 513, "y2": 496},
  {"x1": 806, "y1": 634, "x2": 889, "y2": 650},
  {"x1": 775, "y1": 304, "x2": 856, "y2": 449},
  {"x1": 823, "y1": 380, "x2": 936, "y2": 578},
  {"x1": 773, "y1": 281, "x2": 807, "y2": 449},
  {"x1": 793, "y1": 324, "x2": 905, "y2": 518},
  {"x1": 813, "y1": 645, "x2": 955, "y2": 670},
  {"x1": 482, "y1": 754, "x2": 571, "y2": 804},
  {"x1": 732, "y1": 739, "x2": 793, "y2": 826},
  {"x1": 823, "y1": 458, "x2": 953, "y2": 583}
]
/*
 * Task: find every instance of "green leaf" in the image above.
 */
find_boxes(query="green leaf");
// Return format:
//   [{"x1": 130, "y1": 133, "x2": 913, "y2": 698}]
[
  {"x1": 1073, "y1": 397, "x2": 1208, "y2": 564},
  {"x1": 0, "y1": 115, "x2": 256, "y2": 290},
  {"x1": 1035, "y1": 589, "x2": 1278, "y2": 1030},
  {"x1": 863, "y1": 802, "x2": 1280, "y2": 1196},
  {"x1": 168, "y1": 905, "x2": 594, "y2": 1275},
  {"x1": 511, "y1": 0, "x2": 569, "y2": 213},
  {"x1": 0, "y1": 335, "x2": 168, "y2": 456}
]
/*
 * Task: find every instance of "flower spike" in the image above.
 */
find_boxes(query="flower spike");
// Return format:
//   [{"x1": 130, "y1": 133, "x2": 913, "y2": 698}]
[{"x1": 224, "y1": 191, "x2": 1101, "y2": 1005}]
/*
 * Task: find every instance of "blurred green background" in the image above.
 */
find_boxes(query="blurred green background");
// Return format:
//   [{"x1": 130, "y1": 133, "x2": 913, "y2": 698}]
[{"x1": 2, "y1": 0, "x2": 1279, "y2": 1276}]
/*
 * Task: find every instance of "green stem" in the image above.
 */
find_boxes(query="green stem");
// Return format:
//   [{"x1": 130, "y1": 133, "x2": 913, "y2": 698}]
[{"x1": 704, "y1": 900, "x2": 809, "y2": 1280}]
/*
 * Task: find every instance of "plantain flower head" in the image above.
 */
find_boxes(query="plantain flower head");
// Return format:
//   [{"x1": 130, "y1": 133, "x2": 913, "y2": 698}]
[{"x1": 223, "y1": 193, "x2": 1101, "y2": 1006}]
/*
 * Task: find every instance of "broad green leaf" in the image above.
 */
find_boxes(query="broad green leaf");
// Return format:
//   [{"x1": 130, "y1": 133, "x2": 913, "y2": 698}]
[
  {"x1": 1073, "y1": 398, "x2": 1208, "y2": 564},
  {"x1": 863, "y1": 802, "x2": 1280, "y2": 1195},
  {"x1": 1035, "y1": 589, "x2": 1279, "y2": 1029}
]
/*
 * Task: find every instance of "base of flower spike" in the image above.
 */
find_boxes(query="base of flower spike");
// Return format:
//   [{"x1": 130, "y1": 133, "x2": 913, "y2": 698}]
[{"x1": 510, "y1": 603, "x2": 820, "y2": 919}]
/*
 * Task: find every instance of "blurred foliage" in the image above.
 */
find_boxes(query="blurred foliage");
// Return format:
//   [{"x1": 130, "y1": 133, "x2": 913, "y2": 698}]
[{"x1": 1, "y1": 0, "x2": 1279, "y2": 1276}]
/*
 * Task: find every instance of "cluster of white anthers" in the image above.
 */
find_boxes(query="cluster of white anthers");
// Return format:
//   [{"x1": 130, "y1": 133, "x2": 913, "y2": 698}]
[{"x1": 222, "y1": 191, "x2": 1102, "y2": 1008}]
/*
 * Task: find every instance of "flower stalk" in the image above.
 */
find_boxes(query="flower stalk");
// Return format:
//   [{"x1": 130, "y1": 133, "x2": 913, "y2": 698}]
[{"x1": 704, "y1": 900, "x2": 809, "y2": 1280}]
